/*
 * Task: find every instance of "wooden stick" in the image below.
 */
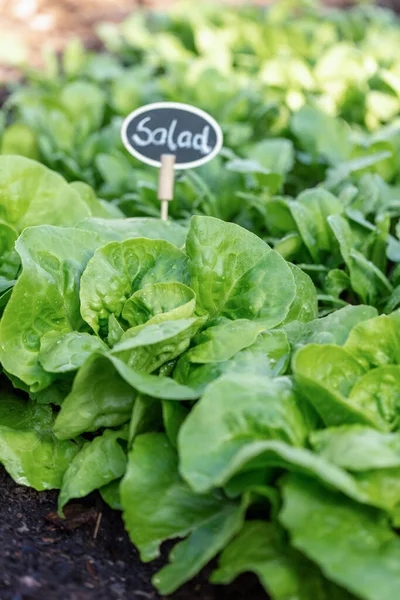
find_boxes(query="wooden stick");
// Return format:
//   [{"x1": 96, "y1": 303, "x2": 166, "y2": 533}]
[
  {"x1": 157, "y1": 154, "x2": 176, "y2": 221},
  {"x1": 93, "y1": 511, "x2": 102, "y2": 540},
  {"x1": 160, "y1": 199, "x2": 168, "y2": 221}
]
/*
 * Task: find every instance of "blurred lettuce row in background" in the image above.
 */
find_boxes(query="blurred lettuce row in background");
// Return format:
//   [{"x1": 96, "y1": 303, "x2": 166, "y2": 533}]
[{"x1": 2, "y1": 0, "x2": 400, "y2": 316}]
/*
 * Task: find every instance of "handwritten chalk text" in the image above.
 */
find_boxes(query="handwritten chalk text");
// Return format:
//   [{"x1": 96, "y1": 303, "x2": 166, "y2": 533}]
[{"x1": 132, "y1": 117, "x2": 212, "y2": 155}]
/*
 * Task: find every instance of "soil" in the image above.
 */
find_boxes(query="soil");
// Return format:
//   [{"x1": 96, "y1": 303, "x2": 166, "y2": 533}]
[{"x1": 0, "y1": 466, "x2": 266, "y2": 600}]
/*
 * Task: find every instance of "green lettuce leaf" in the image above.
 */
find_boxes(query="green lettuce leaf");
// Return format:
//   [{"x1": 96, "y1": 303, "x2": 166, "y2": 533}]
[
  {"x1": 177, "y1": 319, "x2": 267, "y2": 365},
  {"x1": 76, "y1": 217, "x2": 188, "y2": 247},
  {"x1": 121, "y1": 282, "x2": 196, "y2": 328},
  {"x1": 69, "y1": 181, "x2": 124, "y2": 219},
  {"x1": 162, "y1": 401, "x2": 189, "y2": 448},
  {"x1": 282, "y1": 263, "x2": 318, "y2": 324},
  {"x1": 112, "y1": 318, "x2": 205, "y2": 372},
  {"x1": 328, "y1": 215, "x2": 392, "y2": 305},
  {"x1": 174, "y1": 328, "x2": 290, "y2": 394},
  {"x1": 289, "y1": 188, "x2": 343, "y2": 263},
  {"x1": 0, "y1": 155, "x2": 91, "y2": 230},
  {"x1": 283, "y1": 305, "x2": 378, "y2": 349},
  {"x1": 100, "y1": 479, "x2": 122, "y2": 510},
  {"x1": 186, "y1": 216, "x2": 295, "y2": 327},
  {"x1": 80, "y1": 237, "x2": 189, "y2": 334},
  {"x1": 58, "y1": 427, "x2": 128, "y2": 512},
  {"x1": 121, "y1": 433, "x2": 238, "y2": 562},
  {"x1": 0, "y1": 394, "x2": 79, "y2": 490},
  {"x1": 38, "y1": 331, "x2": 108, "y2": 373},
  {"x1": 0, "y1": 220, "x2": 19, "y2": 280},
  {"x1": 54, "y1": 351, "x2": 199, "y2": 440},
  {"x1": 211, "y1": 521, "x2": 356, "y2": 600},
  {"x1": 291, "y1": 106, "x2": 352, "y2": 165},
  {"x1": 53, "y1": 354, "x2": 136, "y2": 439},
  {"x1": 129, "y1": 395, "x2": 162, "y2": 445},
  {"x1": 293, "y1": 344, "x2": 391, "y2": 429},
  {"x1": 280, "y1": 474, "x2": 400, "y2": 600},
  {"x1": 180, "y1": 433, "x2": 367, "y2": 503},
  {"x1": 310, "y1": 426, "x2": 400, "y2": 471},
  {"x1": 0, "y1": 226, "x2": 103, "y2": 391},
  {"x1": 179, "y1": 373, "x2": 311, "y2": 492},
  {"x1": 153, "y1": 497, "x2": 247, "y2": 594},
  {"x1": 343, "y1": 314, "x2": 400, "y2": 369}
]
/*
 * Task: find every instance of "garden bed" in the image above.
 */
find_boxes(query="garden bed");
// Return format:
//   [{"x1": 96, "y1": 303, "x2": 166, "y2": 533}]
[
  {"x1": 0, "y1": 467, "x2": 265, "y2": 600},
  {"x1": 2, "y1": 2, "x2": 400, "y2": 600}
]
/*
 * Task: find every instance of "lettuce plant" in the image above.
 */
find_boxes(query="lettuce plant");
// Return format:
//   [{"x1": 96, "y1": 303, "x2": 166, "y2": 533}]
[{"x1": 0, "y1": 209, "x2": 322, "y2": 593}]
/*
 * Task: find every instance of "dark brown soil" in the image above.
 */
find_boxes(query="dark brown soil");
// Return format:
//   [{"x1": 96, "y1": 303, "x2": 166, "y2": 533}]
[{"x1": 0, "y1": 466, "x2": 266, "y2": 600}]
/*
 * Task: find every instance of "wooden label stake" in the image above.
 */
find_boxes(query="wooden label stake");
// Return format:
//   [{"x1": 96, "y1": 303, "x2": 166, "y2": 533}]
[
  {"x1": 121, "y1": 103, "x2": 223, "y2": 218},
  {"x1": 157, "y1": 154, "x2": 176, "y2": 221}
]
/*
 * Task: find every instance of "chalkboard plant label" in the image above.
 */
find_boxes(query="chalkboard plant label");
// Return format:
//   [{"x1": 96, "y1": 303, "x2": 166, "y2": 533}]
[{"x1": 121, "y1": 102, "x2": 223, "y2": 169}]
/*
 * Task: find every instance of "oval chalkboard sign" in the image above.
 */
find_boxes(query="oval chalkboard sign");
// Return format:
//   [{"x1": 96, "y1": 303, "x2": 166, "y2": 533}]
[{"x1": 121, "y1": 102, "x2": 223, "y2": 170}]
